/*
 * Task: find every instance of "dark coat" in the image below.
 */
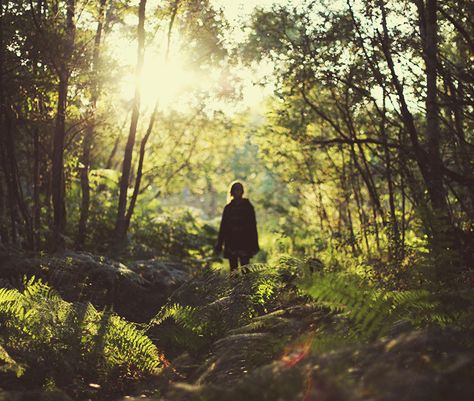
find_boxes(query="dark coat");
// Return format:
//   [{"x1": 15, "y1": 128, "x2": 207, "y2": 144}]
[{"x1": 217, "y1": 198, "x2": 259, "y2": 259}]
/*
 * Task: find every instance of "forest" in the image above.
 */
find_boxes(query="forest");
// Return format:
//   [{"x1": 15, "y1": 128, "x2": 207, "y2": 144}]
[{"x1": 0, "y1": 0, "x2": 473, "y2": 400}]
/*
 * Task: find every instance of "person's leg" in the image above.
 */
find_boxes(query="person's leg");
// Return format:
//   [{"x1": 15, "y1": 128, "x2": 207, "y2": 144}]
[
  {"x1": 240, "y1": 255, "x2": 250, "y2": 273},
  {"x1": 229, "y1": 256, "x2": 238, "y2": 272},
  {"x1": 240, "y1": 255, "x2": 250, "y2": 266}
]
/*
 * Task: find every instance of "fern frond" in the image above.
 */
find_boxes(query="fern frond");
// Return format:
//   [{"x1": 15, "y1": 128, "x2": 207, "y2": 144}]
[
  {"x1": 298, "y1": 270, "x2": 456, "y2": 340},
  {"x1": 0, "y1": 276, "x2": 161, "y2": 384}
]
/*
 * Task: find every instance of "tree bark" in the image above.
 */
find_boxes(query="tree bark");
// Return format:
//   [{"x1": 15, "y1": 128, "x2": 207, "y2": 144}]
[
  {"x1": 33, "y1": 127, "x2": 41, "y2": 250},
  {"x1": 51, "y1": 73, "x2": 68, "y2": 248},
  {"x1": 1, "y1": 111, "x2": 34, "y2": 247},
  {"x1": 422, "y1": 0, "x2": 448, "y2": 214},
  {"x1": 76, "y1": 0, "x2": 107, "y2": 249},
  {"x1": 351, "y1": 157, "x2": 371, "y2": 255},
  {"x1": 0, "y1": 0, "x2": 9, "y2": 244},
  {"x1": 381, "y1": 88, "x2": 401, "y2": 260},
  {"x1": 124, "y1": 101, "x2": 157, "y2": 233},
  {"x1": 113, "y1": 0, "x2": 147, "y2": 248},
  {"x1": 0, "y1": 172, "x2": 7, "y2": 243},
  {"x1": 123, "y1": 0, "x2": 181, "y2": 232},
  {"x1": 51, "y1": 0, "x2": 76, "y2": 250}
]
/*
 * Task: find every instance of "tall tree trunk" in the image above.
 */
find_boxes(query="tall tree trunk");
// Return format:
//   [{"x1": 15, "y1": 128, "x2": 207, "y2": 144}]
[
  {"x1": 113, "y1": 0, "x2": 147, "y2": 248},
  {"x1": 378, "y1": 0, "x2": 453, "y2": 251},
  {"x1": 51, "y1": 0, "x2": 76, "y2": 250},
  {"x1": 33, "y1": 128, "x2": 41, "y2": 250},
  {"x1": 341, "y1": 149, "x2": 359, "y2": 254},
  {"x1": 76, "y1": 0, "x2": 107, "y2": 249},
  {"x1": 423, "y1": 0, "x2": 448, "y2": 214},
  {"x1": 124, "y1": 103, "x2": 156, "y2": 233},
  {"x1": 352, "y1": 161, "x2": 371, "y2": 255},
  {"x1": 0, "y1": 21, "x2": 17, "y2": 243},
  {"x1": 381, "y1": 88, "x2": 401, "y2": 261},
  {"x1": 444, "y1": 37, "x2": 474, "y2": 216},
  {"x1": 2, "y1": 110, "x2": 33, "y2": 245},
  {"x1": 0, "y1": 148, "x2": 17, "y2": 244},
  {"x1": 0, "y1": 172, "x2": 7, "y2": 243},
  {"x1": 123, "y1": 0, "x2": 180, "y2": 233},
  {"x1": 51, "y1": 73, "x2": 68, "y2": 248},
  {"x1": 418, "y1": 0, "x2": 459, "y2": 271},
  {"x1": 0, "y1": 0, "x2": 8, "y2": 244}
]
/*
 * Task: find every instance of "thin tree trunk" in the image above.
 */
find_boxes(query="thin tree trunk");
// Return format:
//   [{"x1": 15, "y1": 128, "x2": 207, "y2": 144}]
[
  {"x1": 422, "y1": 0, "x2": 448, "y2": 214},
  {"x1": 341, "y1": 100, "x2": 386, "y2": 227},
  {"x1": 0, "y1": 149, "x2": 17, "y2": 244},
  {"x1": 0, "y1": 171, "x2": 7, "y2": 243},
  {"x1": 418, "y1": 0, "x2": 460, "y2": 270},
  {"x1": 51, "y1": 0, "x2": 76, "y2": 250},
  {"x1": 341, "y1": 149, "x2": 358, "y2": 254},
  {"x1": 113, "y1": 0, "x2": 147, "y2": 248},
  {"x1": 378, "y1": 2, "x2": 431, "y2": 206},
  {"x1": 381, "y1": 88, "x2": 400, "y2": 260},
  {"x1": 351, "y1": 165, "x2": 370, "y2": 255},
  {"x1": 33, "y1": 128, "x2": 41, "y2": 250},
  {"x1": 105, "y1": 135, "x2": 120, "y2": 170},
  {"x1": 0, "y1": 0, "x2": 9, "y2": 244},
  {"x1": 400, "y1": 171, "x2": 406, "y2": 259},
  {"x1": 444, "y1": 38, "x2": 474, "y2": 216},
  {"x1": 124, "y1": 103, "x2": 156, "y2": 232},
  {"x1": 348, "y1": 143, "x2": 381, "y2": 253},
  {"x1": 51, "y1": 72, "x2": 69, "y2": 248},
  {"x1": 118, "y1": 0, "x2": 179, "y2": 241},
  {"x1": 3, "y1": 112, "x2": 34, "y2": 248},
  {"x1": 76, "y1": 0, "x2": 107, "y2": 249}
]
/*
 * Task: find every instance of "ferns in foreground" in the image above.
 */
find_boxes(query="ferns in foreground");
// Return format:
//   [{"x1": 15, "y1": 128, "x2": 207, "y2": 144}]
[{"x1": 0, "y1": 276, "x2": 161, "y2": 386}]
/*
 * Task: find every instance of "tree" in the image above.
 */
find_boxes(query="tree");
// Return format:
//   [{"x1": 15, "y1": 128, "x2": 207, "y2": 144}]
[
  {"x1": 51, "y1": 0, "x2": 76, "y2": 250},
  {"x1": 113, "y1": 0, "x2": 147, "y2": 249},
  {"x1": 242, "y1": 0, "x2": 473, "y2": 265},
  {"x1": 76, "y1": 0, "x2": 108, "y2": 249}
]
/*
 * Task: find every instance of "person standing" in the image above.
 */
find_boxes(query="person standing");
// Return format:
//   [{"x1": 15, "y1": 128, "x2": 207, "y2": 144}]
[{"x1": 214, "y1": 182, "x2": 259, "y2": 272}]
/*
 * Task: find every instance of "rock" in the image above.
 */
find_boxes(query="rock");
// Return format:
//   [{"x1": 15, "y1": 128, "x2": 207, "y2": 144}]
[
  {"x1": 129, "y1": 260, "x2": 190, "y2": 288},
  {"x1": 0, "y1": 253, "x2": 192, "y2": 322}
]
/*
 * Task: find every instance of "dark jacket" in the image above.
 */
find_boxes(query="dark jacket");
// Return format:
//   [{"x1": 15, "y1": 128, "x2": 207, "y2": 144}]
[{"x1": 217, "y1": 198, "x2": 259, "y2": 258}]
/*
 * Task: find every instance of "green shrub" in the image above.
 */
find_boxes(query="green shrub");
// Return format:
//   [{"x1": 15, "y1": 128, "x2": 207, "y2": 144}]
[{"x1": 128, "y1": 206, "x2": 216, "y2": 260}]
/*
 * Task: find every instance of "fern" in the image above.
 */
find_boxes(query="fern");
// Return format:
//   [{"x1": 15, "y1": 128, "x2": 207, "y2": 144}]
[
  {"x1": 297, "y1": 269, "x2": 459, "y2": 340},
  {"x1": 148, "y1": 265, "x2": 286, "y2": 355},
  {"x1": 0, "y1": 276, "x2": 161, "y2": 387},
  {"x1": 151, "y1": 303, "x2": 201, "y2": 332}
]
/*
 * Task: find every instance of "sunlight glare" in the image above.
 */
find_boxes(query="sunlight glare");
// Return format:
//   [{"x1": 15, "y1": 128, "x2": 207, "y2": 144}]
[
  {"x1": 117, "y1": 42, "x2": 201, "y2": 112},
  {"x1": 110, "y1": 4, "x2": 278, "y2": 116},
  {"x1": 141, "y1": 53, "x2": 197, "y2": 110}
]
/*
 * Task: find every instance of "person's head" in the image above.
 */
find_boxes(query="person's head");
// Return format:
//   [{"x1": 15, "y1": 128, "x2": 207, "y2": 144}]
[{"x1": 230, "y1": 181, "x2": 244, "y2": 199}]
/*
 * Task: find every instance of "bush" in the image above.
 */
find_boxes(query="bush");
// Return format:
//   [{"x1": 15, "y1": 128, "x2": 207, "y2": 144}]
[{"x1": 128, "y1": 206, "x2": 217, "y2": 260}]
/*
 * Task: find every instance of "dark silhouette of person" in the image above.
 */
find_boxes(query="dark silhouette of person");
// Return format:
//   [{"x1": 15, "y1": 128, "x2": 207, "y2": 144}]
[{"x1": 214, "y1": 182, "x2": 259, "y2": 272}]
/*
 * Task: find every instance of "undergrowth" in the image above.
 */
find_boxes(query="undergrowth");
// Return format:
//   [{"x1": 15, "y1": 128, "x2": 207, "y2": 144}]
[
  {"x1": 147, "y1": 264, "x2": 288, "y2": 357},
  {"x1": 297, "y1": 262, "x2": 474, "y2": 346},
  {"x1": 148, "y1": 254, "x2": 474, "y2": 361},
  {"x1": 0, "y1": 276, "x2": 161, "y2": 396}
]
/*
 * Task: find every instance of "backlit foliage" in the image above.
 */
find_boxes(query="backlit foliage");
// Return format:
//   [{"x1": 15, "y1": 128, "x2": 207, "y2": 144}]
[{"x1": 0, "y1": 277, "x2": 160, "y2": 387}]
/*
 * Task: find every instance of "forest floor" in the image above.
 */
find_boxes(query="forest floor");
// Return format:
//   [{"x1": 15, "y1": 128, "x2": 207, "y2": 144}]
[{"x1": 0, "y1": 250, "x2": 473, "y2": 401}]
